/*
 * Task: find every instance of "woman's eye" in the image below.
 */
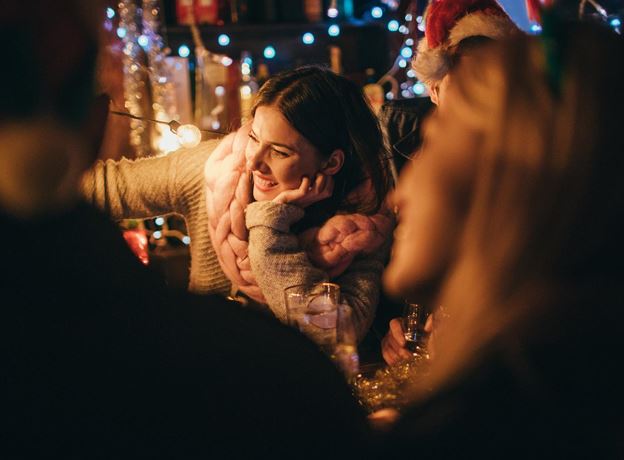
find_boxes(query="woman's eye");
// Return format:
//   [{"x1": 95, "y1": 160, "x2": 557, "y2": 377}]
[
  {"x1": 248, "y1": 134, "x2": 258, "y2": 143},
  {"x1": 271, "y1": 149, "x2": 289, "y2": 158}
]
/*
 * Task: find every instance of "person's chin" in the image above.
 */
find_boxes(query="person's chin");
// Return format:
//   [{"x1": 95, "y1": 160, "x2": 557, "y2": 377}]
[{"x1": 252, "y1": 186, "x2": 278, "y2": 202}]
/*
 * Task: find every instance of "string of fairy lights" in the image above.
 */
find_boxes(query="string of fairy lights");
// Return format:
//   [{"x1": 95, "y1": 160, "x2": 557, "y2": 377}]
[{"x1": 105, "y1": 0, "x2": 621, "y2": 249}]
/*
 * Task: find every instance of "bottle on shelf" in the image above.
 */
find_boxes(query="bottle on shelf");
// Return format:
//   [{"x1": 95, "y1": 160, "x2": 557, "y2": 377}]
[
  {"x1": 194, "y1": 0, "x2": 219, "y2": 25},
  {"x1": 304, "y1": 0, "x2": 323, "y2": 22},
  {"x1": 230, "y1": 0, "x2": 250, "y2": 24},
  {"x1": 329, "y1": 45, "x2": 342, "y2": 75},
  {"x1": 175, "y1": 0, "x2": 195, "y2": 25}
]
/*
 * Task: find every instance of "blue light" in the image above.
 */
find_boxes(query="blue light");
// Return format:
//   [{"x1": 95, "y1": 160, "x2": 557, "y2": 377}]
[
  {"x1": 182, "y1": 236, "x2": 191, "y2": 245},
  {"x1": 153, "y1": 230, "x2": 162, "y2": 239},
  {"x1": 138, "y1": 35, "x2": 149, "y2": 48},
  {"x1": 371, "y1": 6, "x2": 383, "y2": 19},
  {"x1": 611, "y1": 18, "x2": 621, "y2": 27},
  {"x1": 178, "y1": 44, "x2": 190, "y2": 58},
  {"x1": 218, "y1": 34, "x2": 230, "y2": 46},
  {"x1": 413, "y1": 82, "x2": 426, "y2": 95},
  {"x1": 328, "y1": 24, "x2": 341, "y2": 37},
  {"x1": 106, "y1": 7, "x2": 115, "y2": 19},
  {"x1": 116, "y1": 27, "x2": 127, "y2": 39},
  {"x1": 302, "y1": 32, "x2": 315, "y2": 45},
  {"x1": 243, "y1": 56, "x2": 253, "y2": 66},
  {"x1": 398, "y1": 59, "x2": 407, "y2": 68},
  {"x1": 263, "y1": 45, "x2": 276, "y2": 59},
  {"x1": 400, "y1": 46, "x2": 413, "y2": 58},
  {"x1": 387, "y1": 20, "x2": 400, "y2": 32},
  {"x1": 155, "y1": 217, "x2": 165, "y2": 226},
  {"x1": 531, "y1": 23, "x2": 542, "y2": 34}
]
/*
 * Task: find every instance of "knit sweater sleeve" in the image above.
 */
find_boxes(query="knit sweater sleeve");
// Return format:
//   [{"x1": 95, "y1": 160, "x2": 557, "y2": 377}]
[
  {"x1": 246, "y1": 200, "x2": 388, "y2": 342},
  {"x1": 80, "y1": 140, "x2": 220, "y2": 219}
]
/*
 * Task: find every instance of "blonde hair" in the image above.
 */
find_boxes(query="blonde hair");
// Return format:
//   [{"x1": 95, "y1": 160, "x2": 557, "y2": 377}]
[{"x1": 409, "y1": 23, "x2": 624, "y2": 399}]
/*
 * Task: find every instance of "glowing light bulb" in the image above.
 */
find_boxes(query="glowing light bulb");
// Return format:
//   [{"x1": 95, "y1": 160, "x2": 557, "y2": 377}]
[
  {"x1": 611, "y1": 18, "x2": 621, "y2": 27},
  {"x1": 106, "y1": 7, "x2": 115, "y2": 19},
  {"x1": 221, "y1": 56, "x2": 233, "y2": 66},
  {"x1": 182, "y1": 236, "x2": 191, "y2": 245},
  {"x1": 398, "y1": 59, "x2": 407, "y2": 68},
  {"x1": 138, "y1": 35, "x2": 149, "y2": 47},
  {"x1": 240, "y1": 85, "x2": 252, "y2": 97},
  {"x1": 371, "y1": 7, "x2": 383, "y2": 18},
  {"x1": 302, "y1": 32, "x2": 315, "y2": 45},
  {"x1": 413, "y1": 82, "x2": 426, "y2": 95},
  {"x1": 531, "y1": 24, "x2": 542, "y2": 33},
  {"x1": 218, "y1": 34, "x2": 230, "y2": 46},
  {"x1": 387, "y1": 20, "x2": 399, "y2": 32},
  {"x1": 327, "y1": 7, "x2": 339, "y2": 18},
  {"x1": 176, "y1": 124, "x2": 201, "y2": 148},
  {"x1": 263, "y1": 46, "x2": 276, "y2": 59},
  {"x1": 178, "y1": 44, "x2": 190, "y2": 58},
  {"x1": 116, "y1": 27, "x2": 127, "y2": 38},
  {"x1": 328, "y1": 24, "x2": 340, "y2": 37},
  {"x1": 401, "y1": 47, "x2": 413, "y2": 58},
  {"x1": 155, "y1": 217, "x2": 165, "y2": 226},
  {"x1": 405, "y1": 38, "x2": 414, "y2": 46},
  {"x1": 215, "y1": 86, "x2": 225, "y2": 97}
]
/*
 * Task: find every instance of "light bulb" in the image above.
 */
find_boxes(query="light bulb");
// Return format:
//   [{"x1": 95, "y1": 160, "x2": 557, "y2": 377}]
[{"x1": 176, "y1": 124, "x2": 201, "y2": 148}]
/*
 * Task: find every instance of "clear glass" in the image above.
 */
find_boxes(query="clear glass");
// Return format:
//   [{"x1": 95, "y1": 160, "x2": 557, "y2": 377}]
[
  {"x1": 334, "y1": 303, "x2": 359, "y2": 380},
  {"x1": 403, "y1": 302, "x2": 430, "y2": 359},
  {"x1": 284, "y1": 282, "x2": 340, "y2": 355}
]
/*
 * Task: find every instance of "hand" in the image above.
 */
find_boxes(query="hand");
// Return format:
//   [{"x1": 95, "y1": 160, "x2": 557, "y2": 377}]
[
  {"x1": 368, "y1": 408, "x2": 400, "y2": 432},
  {"x1": 381, "y1": 317, "x2": 413, "y2": 365},
  {"x1": 272, "y1": 173, "x2": 333, "y2": 208}
]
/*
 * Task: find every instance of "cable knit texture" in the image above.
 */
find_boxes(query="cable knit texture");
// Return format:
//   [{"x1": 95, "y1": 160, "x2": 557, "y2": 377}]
[
  {"x1": 205, "y1": 125, "x2": 395, "y2": 339},
  {"x1": 82, "y1": 134, "x2": 394, "y2": 340}
]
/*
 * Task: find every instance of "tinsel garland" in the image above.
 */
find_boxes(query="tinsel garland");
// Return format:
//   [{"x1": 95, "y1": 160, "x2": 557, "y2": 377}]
[
  {"x1": 142, "y1": 0, "x2": 180, "y2": 154},
  {"x1": 352, "y1": 353, "x2": 431, "y2": 413},
  {"x1": 119, "y1": 0, "x2": 148, "y2": 157}
]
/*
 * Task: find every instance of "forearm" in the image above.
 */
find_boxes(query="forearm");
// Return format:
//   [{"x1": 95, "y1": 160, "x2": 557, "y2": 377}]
[
  {"x1": 80, "y1": 140, "x2": 218, "y2": 220},
  {"x1": 246, "y1": 201, "x2": 329, "y2": 321}
]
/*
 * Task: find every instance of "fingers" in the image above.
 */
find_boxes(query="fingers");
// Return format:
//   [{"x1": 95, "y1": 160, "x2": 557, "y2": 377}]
[
  {"x1": 382, "y1": 318, "x2": 412, "y2": 365},
  {"x1": 298, "y1": 176, "x2": 311, "y2": 193},
  {"x1": 389, "y1": 318, "x2": 406, "y2": 346}
]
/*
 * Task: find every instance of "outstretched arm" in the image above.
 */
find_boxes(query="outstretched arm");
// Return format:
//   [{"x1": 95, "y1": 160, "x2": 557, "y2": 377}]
[{"x1": 80, "y1": 140, "x2": 219, "y2": 219}]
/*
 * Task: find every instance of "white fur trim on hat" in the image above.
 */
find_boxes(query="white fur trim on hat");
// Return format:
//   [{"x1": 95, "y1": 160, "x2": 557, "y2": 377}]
[{"x1": 413, "y1": 10, "x2": 517, "y2": 86}]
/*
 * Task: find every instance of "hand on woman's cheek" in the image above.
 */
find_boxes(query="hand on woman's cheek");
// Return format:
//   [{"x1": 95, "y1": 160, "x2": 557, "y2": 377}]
[{"x1": 272, "y1": 173, "x2": 334, "y2": 207}]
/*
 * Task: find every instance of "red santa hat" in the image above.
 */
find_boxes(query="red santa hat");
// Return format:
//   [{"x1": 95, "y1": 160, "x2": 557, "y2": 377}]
[{"x1": 413, "y1": 0, "x2": 519, "y2": 86}]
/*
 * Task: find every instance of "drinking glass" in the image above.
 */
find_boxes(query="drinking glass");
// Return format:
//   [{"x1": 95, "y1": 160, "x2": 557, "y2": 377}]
[
  {"x1": 284, "y1": 282, "x2": 340, "y2": 355},
  {"x1": 403, "y1": 302, "x2": 430, "y2": 359},
  {"x1": 334, "y1": 303, "x2": 359, "y2": 380}
]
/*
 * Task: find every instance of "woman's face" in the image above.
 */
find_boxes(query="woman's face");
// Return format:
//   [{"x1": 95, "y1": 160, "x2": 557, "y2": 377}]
[
  {"x1": 383, "y1": 103, "x2": 480, "y2": 299},
  {"x1": 246, "y1": 105, "x2": 324, "y2": 202}
]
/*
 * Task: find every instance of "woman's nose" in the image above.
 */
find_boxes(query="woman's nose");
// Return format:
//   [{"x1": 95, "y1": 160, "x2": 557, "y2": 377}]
[{"x1": 246, "y1": 145, "x2": 267, "y2": 171}]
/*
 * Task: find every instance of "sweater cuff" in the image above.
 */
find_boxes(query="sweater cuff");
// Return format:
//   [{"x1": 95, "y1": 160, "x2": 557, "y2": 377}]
[{"x1": 245, "y1": 201, "x2": 304, "y2": 233}]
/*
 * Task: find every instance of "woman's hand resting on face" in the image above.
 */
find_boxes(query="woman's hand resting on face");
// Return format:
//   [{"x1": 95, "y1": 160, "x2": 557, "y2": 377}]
[{"x1": 272, "y1": 173, "x2": 334, "y2": 208}]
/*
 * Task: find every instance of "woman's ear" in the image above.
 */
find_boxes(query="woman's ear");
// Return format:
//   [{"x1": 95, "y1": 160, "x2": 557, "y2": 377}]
[
  {"x1": 429, "y1": 84, "x2": 440, "y2": 106},
  {"x1": 321, "y1": 149, "x2": 345, "y2": 176}
]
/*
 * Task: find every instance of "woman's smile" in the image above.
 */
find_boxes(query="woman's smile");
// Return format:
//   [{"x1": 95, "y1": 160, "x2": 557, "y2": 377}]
[{"x1": 253, "y1": 173, "x2": 278, "y2": 191}]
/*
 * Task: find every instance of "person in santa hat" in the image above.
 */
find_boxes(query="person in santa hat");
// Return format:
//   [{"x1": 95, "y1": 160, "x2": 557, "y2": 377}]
[
  {"x1": 380, "y1": 0, "x2": 521, "y2": 367},
  {"x1": 413, "y1": 0, "x2": 520, "y2": 107}
]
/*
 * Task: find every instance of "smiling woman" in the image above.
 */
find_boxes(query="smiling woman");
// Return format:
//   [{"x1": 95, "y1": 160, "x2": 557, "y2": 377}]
[{"x1": 82, "y1": 65, "x2": 394, "y2": 342}]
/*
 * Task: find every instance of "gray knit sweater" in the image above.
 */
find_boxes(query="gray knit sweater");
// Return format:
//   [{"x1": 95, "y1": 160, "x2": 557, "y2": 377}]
[{"x1": 81, "y1": 140, "x2": 390, "y2": 340}]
